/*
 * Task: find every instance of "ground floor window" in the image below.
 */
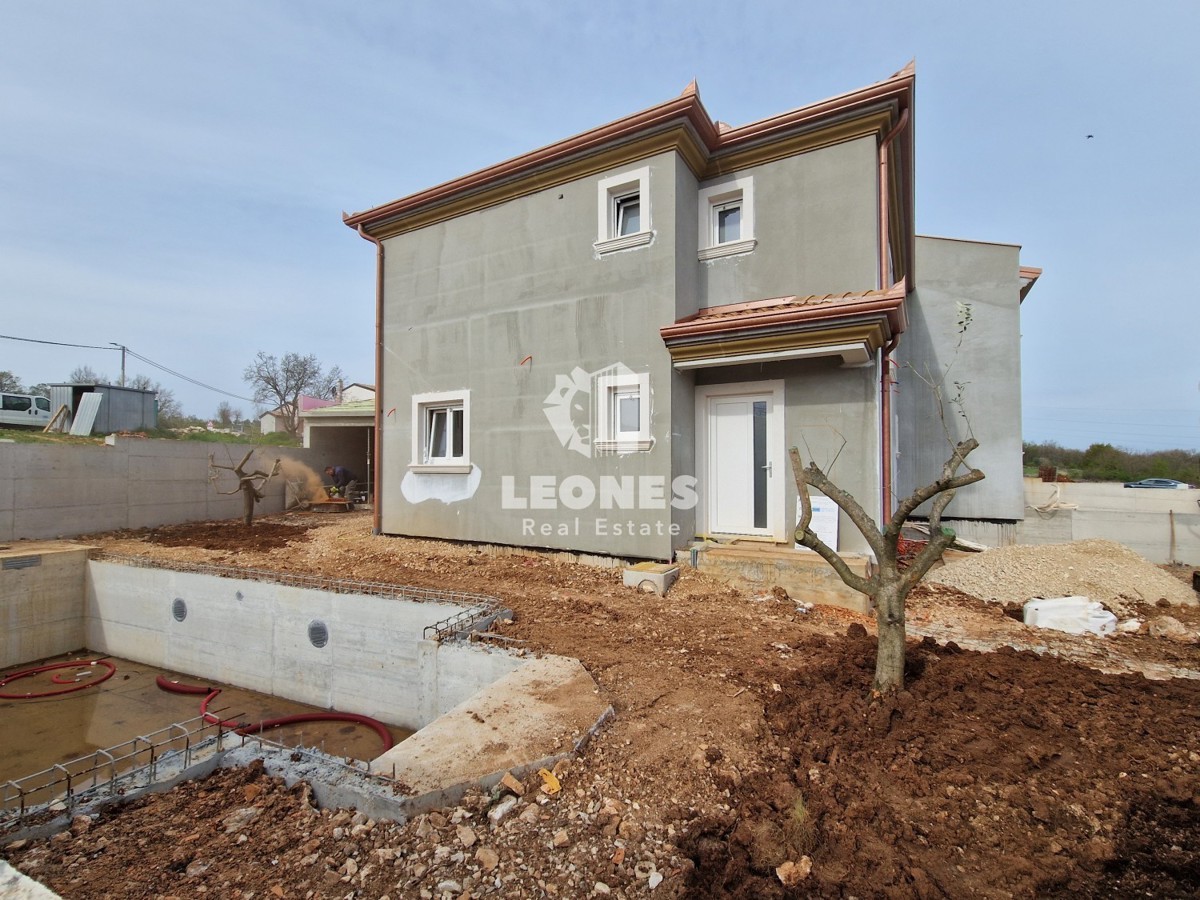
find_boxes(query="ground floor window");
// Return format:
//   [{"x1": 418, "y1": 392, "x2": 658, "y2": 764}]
[
  {"x1": 594, "y1": 372, "x2": 652, "y2": 453},
  {"x1": 411, "y1": 390, "x2": 471, "y2": 471}
]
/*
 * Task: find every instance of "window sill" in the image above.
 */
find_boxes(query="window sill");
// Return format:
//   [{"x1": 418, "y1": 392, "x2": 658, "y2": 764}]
[
  {"x1": 593, "y1": 438, "x2": 654, "y2": 453},
  {"x1": 698, "y1": 238, "x2": 757, "y2": 261},
  {"x1": 594, "y1": 230, "x2": 653, "y2": 255},
  {"x1": 408, "y1": 463, "x2": 472, "y2": 474}
]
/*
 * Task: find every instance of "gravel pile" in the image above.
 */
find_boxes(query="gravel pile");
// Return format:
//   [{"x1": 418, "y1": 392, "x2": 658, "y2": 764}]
[{"x1": 929, "y1": 539, "x2": 1197, "y2": 613}]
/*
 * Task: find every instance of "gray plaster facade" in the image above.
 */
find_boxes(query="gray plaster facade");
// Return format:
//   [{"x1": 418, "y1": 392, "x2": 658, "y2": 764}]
[
  {"x1": 895, "y1": 236, "x2": 1027, "y2": 521},
  {"x1": 349, "y1": 67, "x2": 1034, "y2": 562}
]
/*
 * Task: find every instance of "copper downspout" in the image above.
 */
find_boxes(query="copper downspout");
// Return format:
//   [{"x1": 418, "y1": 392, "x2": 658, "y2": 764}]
[
  {"x1": 878, "y1": 108, "x2": 909, "y2": 525},
  {"x1": 356, "y1": 224, "x2": 385, "y2": 535}
]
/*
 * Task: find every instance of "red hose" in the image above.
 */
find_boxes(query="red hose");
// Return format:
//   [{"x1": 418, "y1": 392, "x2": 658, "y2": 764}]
[
  {"x1": 0, "y1": 659, "x2": 116, "y2": 699},
  {"x1": 155, "y1": 675, "x2": 394, "y2": 751}
]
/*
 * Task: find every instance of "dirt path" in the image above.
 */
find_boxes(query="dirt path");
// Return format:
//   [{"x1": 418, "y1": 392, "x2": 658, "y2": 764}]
[{"x1": 3, "y1": 512, "x2": 1199, "y2": 898}]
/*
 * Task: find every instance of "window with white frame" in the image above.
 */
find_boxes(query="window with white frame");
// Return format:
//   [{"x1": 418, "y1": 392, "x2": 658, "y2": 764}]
[
  {"x1": 698, "y1": 175, "x2": 756, "y2": 260},
  {"x1": 411, "y1": 390, "x2": 471, "y2": 471},
  {"x1": 594, "y1": 372, "x2": 652, "y2": 452},
  {"x1": 595, "y1": 166, "x2": 652, "y2": 254}
]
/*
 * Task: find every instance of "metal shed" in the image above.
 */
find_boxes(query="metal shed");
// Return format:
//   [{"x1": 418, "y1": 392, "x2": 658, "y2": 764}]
[{"x1": 48, "y1": 383, "x2": 159, "y2": 434}]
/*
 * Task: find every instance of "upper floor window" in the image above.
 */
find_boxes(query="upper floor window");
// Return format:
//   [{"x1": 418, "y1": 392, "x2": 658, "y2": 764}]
[
  {"x1": 698, "y1": 175, "x2": 756, "y2": 260},
  {"x1": 411, "y1": 390, "x2": 471, "y2": 472},
  {"x1": 615, "y1": 192, "x2": 641, "y2": 236},
  {"x1": 595, "y1": 166, "x2": 652, "y2": 255}
]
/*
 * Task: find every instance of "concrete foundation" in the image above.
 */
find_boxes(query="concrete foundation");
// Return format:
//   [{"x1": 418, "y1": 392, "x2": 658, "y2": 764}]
[
  {"x1": 683, "y1": 541, "x2": 872, "y2": 613},
  {"x1": 84, "y1": 561, "x2": 522, "y2": 730},
  {"x1": 4, "y1": 551, "x2": 617, "y2": 821}
]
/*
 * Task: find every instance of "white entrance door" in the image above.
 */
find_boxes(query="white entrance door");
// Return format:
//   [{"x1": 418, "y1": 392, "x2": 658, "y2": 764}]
[{"x1": 702, "y1": 383, "x2": 784, "y2": 538}]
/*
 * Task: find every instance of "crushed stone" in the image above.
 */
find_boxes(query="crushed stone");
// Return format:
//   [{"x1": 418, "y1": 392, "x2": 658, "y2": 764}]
[{"x1": 930, "y1": 538, "x2": 1197, "y2": 613}]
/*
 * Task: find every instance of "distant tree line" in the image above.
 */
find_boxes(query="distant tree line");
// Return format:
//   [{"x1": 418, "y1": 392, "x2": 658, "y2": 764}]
[{"x1": 1025, "y1": 441, "x2": 1200, "y2": 485}]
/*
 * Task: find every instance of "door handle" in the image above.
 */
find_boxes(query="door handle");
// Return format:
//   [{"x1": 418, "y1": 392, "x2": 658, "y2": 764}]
[{"x1": 762, "y1": 461, "x2": 773, "y2": 476}]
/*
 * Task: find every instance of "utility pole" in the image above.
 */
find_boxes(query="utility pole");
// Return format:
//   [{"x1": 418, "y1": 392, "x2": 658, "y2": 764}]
[{"x1": 110, "y1": 343, "x2": 126, "y2": 386}]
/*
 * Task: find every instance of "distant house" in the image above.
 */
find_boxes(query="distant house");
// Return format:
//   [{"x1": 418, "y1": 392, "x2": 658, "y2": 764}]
[
  {"x1": 344, "y1": 64, "x2": 1036, "y2": 561},
  {"x1": 258, "y1": 395, "x2": 337, "y2": 438},
  {"x1": 339, "y1": 382, "x2": 376, "y2": 403}
]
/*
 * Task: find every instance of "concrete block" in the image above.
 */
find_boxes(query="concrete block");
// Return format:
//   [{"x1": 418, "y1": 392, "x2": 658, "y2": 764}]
[
  {"x1": 370, "y1": 655, "x2": 611, "y2": 793},
  {"x1": 623, "y1": 561, "x2": 679, "y2": 595}
]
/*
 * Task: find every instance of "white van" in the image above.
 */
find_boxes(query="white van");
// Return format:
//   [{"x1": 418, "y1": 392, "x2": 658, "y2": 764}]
[{"x1": 0, "y1": 393, "x2": 52, "y2": 428}]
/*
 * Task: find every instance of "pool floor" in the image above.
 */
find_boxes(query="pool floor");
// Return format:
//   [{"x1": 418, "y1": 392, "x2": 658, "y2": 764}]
[{"x1": 0, "y1": 651, "x2": 411, "y2": 785}]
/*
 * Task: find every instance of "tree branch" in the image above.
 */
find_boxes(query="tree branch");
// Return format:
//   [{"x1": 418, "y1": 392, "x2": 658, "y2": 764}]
[
  {"x1": 798, "y1": 456, "x2": 888, "y2": 561},
  {"x1": 795, "y1": 526, "x2": 877, "y2": 595},
  {"x1": 789, "y1": 447, "x2": 879, "y2": 595},
  {"x1": 887, "y1": 438, "x2": 984, "y2": 533}
]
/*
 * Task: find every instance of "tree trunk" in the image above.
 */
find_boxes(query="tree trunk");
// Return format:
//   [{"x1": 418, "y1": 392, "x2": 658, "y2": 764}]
[
  {"x1": 874, "y1": 582, "x2": 906, "y2": 693},
  {"x1": 241, "y1": 486, "x2": 255, "y2": 526}
]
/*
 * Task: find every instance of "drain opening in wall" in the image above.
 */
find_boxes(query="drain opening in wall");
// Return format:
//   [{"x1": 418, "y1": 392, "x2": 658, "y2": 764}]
[
  {"x1": 308, "y1": 620, "x2": 329, "y2": 648},
  {"x1": 171, "y1": 598, "x2": 187, "y2": 622}
]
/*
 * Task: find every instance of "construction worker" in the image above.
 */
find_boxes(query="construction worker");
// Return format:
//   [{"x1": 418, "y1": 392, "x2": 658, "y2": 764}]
[{"x1": 324, "y1": 465, "x2": 358, "y2": 500}]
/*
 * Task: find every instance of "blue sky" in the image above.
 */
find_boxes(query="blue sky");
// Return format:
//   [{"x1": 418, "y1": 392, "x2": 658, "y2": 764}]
[{"x1": 1, "y1": 1, "x2": 1197, "y2": 451}]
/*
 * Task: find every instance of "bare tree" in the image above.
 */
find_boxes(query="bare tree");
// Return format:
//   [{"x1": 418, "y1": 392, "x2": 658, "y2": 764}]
[
  {"x1": 791, "y1": 440, "x2": 984, "y2": 695},
  {"x1": 127, "y1": 374, "x2": 184, "y2": 425},
  {"x1": 69, "y1": 365, "x2": 107, "y2": 384},
  {"x1": 209, "y1": 450, "x2": 282, "y2": 526},
  {"x1": 243, "y1": 352, "x2": 344, "y2": 438},
  {"x1": 215, "y1": 401, "x2": 239, "y2": 427}
]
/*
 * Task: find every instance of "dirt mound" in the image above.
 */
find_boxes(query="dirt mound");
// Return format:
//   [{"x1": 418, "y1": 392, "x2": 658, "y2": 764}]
[
  {"x1": 683, "y1": 634, "x2": 1200, "y2": 898},
  {"x1": 139, "y1": 521, "x2": 315, "y2": 552},
  {"x1": 6, "y1": 514, "x2": 1200, "y2": 897},
  {"x1": 930, "y1": 539, "x2": 1197, "y2": 613}
]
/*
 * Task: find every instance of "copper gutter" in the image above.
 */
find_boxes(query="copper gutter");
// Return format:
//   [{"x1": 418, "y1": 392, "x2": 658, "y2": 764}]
[
  {"x1": 660, "y1": 288, "x2": 907, "y2": 342},
  {"x1": 877, "y1": 107, "x2": 909, "y2": 525},
  {"x1": 356, "y1": 224, "x2": 385, "y2": 535}
]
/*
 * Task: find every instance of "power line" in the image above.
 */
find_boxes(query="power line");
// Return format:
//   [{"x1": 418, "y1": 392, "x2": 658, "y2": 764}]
[
  {"x1": 0, "y1": 331, "x2": 256, "y2": 405},
  {"x1": 0, "y1": 333, "x2": 113, "y2": 351},
  {"x1": 124, "y1": 348, "x2": 256, "y2": 404}
]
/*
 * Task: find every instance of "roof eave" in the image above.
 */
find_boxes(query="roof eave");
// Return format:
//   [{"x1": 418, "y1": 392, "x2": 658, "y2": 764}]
[
  {"x1": 345, "y1": 65, "x2": 916, "y2": 236},
  {"x1": 344, "y1": 91, "x2": 719, "y2": 231}
]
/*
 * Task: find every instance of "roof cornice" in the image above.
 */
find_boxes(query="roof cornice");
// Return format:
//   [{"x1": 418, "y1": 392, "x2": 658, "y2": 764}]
[{"x1": 345, "y1": 66, "x2": 915, "y2": 239}]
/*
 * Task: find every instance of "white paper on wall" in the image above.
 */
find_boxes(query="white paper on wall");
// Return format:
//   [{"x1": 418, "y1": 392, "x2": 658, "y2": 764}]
[{"x1": 795, "y1": 493, "x2": 838, "y2": 552}]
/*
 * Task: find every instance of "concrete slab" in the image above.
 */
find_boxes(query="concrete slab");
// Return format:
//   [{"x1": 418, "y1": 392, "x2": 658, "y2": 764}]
[
  {"x1": 369, "y1": 655, "x2": 610, "y2": 795},
  {"x1": 684, "y1": 542, "x2": 872, "y2": 613},
  {"x1": 0, "y1": 861, "x2": 62, "y2": 899}
]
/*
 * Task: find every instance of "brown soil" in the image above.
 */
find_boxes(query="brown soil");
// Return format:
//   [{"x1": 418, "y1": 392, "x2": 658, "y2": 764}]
[{"x1": 4, "y1": 512, "x2": 1200, "y2": 898}]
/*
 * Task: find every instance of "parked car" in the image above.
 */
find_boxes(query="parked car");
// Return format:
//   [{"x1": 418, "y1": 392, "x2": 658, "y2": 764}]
[{"x1": 1123, "y1": 478, "x2": 1194, "y2": 489}]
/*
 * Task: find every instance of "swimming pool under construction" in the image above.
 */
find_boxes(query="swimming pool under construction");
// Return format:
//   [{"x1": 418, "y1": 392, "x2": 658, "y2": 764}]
[{"x1": 0, "y1": 542, "x2": 612, "y2": 835}]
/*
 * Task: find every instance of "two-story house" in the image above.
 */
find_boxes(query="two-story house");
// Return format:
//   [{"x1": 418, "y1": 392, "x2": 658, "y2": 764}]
[{"x1": 344, "y1": 64, "x2": 1035, "y2": 562}]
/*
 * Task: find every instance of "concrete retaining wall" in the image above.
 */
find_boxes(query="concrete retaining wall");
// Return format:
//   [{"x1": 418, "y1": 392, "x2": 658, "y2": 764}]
[
  {"x1": 1021, "y1": 479, "x2": 1200, "y2": 565},
  {"x1": 85, "y1": 562, "x2": 524, "y2": 729},
  {"x1": 0, "y1": 545, "x2": 91, "y2": 669},
  {"x1": 0, "y1": 438, "x2": 314, "y2": 542}
]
